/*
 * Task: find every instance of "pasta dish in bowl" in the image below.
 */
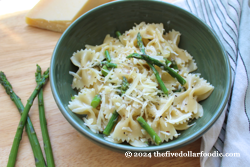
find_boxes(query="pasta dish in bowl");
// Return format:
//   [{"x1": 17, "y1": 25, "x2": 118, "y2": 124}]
[
  {"x1": 68, "y1": 22, "x2": 214, "y2": 147},
  {"x1": 50, "y1": 0, "x2": 231, "y2": 152}
]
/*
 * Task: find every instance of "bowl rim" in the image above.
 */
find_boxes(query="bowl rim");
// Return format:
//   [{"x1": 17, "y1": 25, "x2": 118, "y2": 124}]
[{"x1": 50, "y1": 0, "x2": 231, "y2": 152}]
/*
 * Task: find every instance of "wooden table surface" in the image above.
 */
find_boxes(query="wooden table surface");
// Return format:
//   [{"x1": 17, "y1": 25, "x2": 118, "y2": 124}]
[{"x1": 0, "y1": 1, "x2": 201, "y2": 166}]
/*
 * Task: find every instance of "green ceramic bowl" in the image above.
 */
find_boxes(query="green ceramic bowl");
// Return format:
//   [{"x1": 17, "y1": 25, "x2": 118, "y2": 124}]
[{"x1": 50, "y1": 0, "x2": 231, "y2": 152}]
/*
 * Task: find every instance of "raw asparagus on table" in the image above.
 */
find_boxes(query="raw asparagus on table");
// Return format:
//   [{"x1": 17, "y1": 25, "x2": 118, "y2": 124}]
[
  {"x1": 137, "y1": 116, "x2": 162, "y2": 145},
  {"x1": 36, "y1": 65, "x2": 55, "y2": 167},
  {"x1": 91, "y1": 94, "x2": 101, "y2": 108},
  {"x1": 103, "y1": 110, "x2": 119, "y2": 136},
  {"x1": 6, "y1": 66, "x2": 49, "y2": 167},
  {"x1": 0, "y1": 72, "x2": 46, "y2": 167}
]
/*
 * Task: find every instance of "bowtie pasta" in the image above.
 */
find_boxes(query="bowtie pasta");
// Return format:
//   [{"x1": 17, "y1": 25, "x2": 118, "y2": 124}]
[{"x1": 68, "y1": 22, "x2": 214, "y2": 147}]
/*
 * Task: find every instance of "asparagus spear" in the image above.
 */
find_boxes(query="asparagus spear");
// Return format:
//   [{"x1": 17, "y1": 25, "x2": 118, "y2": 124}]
[
  {"x1": 91, "y1": 94, "x2": 101, "y2": 108},
  {"x1": 136, "y1": 33, "x2": 168, "y2": 94},
  {"x1": 164, "y1": 58, "x2": 172, "y2": 67},
  {"x1": 0, "y1": 72, "x2": 46, "y2": 167},
  {"x1": 103, "y1": 50, "x2": 117, "y2": 68},
  {"x1": 147, "y1": 63, "x2": 168, "y2": 95},
  {"x1": 101, "y1": 61, "x2": 117, "y2": 68},
  {"x1": 103, "y1": 110, "x2": 119, "y2": 136},
  {"x1": 126, "y1": 53, "x2": 143, "y2": 60},
  {"x1": 131, "y1": 32, "x2": 186, "y2": 85},
  {"x1": 164, "y1": 58, "x2": 178, "y2": 70},
  {"x1": 170, "y1": 60, "x2": 178, "y2": 70},
  {"x1": 137, "y1": 116, "x2": 162, "y2": 145},
  {"x1": 141, "y1": 54, "x2": 186, "y2": 85},
  {"x1": 121, "y1": 76, "x2": 129, "y2": 95},
  {"x1": 127, "y1": 53, "x2": 186, "y2": 85},
  {"x1": 115, "y1": 31, "x2": 122, "y2": 40},
  {"x1": 104, "y1": 50, "x2": 111, "y2": 62},
  {"x1": 6, "y1": 66, "x2": 49, "y2": 167},
  {"x1": 36, "y1": 65, "x2": 55, "y2": 167},
  {"x1": 101, "y1": 65, "x2": 109, "y2": 77},
  {"x1": 137, "y1": 32, "x2": 146, "y2": 54}
]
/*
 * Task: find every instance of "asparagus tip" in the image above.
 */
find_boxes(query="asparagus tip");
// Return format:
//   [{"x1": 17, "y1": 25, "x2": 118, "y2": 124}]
[{"x1": 36, "y1": 64, "x2": 42, "y2": 73}]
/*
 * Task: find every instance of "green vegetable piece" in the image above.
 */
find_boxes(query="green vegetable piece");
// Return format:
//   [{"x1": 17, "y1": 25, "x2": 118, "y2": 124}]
[
  {"x1": 173, "y1": 86, "x2": 186, "y2": 92},
  {"x1": 116, "y1": 31, "x2": 122, "y2": 40},
  {"x1": 141, "y1": 54, "x2": 186, "y2": 85},
  {"x1": 137, "y1": 32, "x2": 146, "y2": 54},
  {"x1": 147, "y1": 63, "x2": 168, "y2": 95},
  {"x1": 91, "y1": 94, "x2": 101, "y2": 108},
  {"x1": 105, "y1": 50, "x2": 111, "y2": 62},
  {"x1": 135, "y1": 33, "x2": 168, "y2": 94},
  {"x1": 127, "y1": 32, "x2": 186, "y2": 85},
  {"x1": 6, "y1": 66, "x2": 49, "y2": 167},
  {"x1": 36, "y1": 65, "x2": 55, "y2": 167},
  {"x1": 106, "y1": 63, "x2": 117, "y2": 68},
  {"x1": 103, "y1": 110, "x2": 119, "y2": 135},
  {"x1": 121, "y1": 76, "x2": 129, "y2": 95},
  {"x1": 173, "y1": 88, "x2": 182, "y2": 92},
  {"x1": 126, "y1": 53, "x2": 143, "y2": 59},
  {"x1": 171, "y1": 60, "x2": 178, "y2": 70},
  {"x1": 127, "y1": 52, "x2": 186, "y2": 85},
  {"x1": 102, "y1": 61, "x2": 117, "y2": 68},
  {"x1": 102, "y1": 65, "x2": 109, "y2": 77},
  {"x1": 0, "y1": 71, "x2": 46, "y2": 167},
  {"x1": 137, "y1": 116, "x2": 162, "y2": 145},
  {"x1": 164, "y1": 58, "x2": 172, "y2": 67}
]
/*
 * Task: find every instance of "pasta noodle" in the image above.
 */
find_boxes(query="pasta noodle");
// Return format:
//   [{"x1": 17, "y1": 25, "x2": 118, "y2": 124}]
[{"x1": 68, "y1": 22, "x2": 214, "y2": 146}]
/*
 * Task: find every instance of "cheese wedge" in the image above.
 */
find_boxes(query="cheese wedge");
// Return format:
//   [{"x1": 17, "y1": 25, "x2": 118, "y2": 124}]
[{"x1": 26, "y1": 0, "x2": 111, "y2": 33}]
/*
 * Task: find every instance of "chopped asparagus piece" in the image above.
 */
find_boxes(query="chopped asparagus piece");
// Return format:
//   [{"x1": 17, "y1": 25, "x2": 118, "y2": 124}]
[
  {"x1": 137, "y1": 116, "x2": 162, "y2": 145},
  {"x1": 91, "y1": 94, "x2": 101, "y2": 108},
  {"x1": 105, "y1": 50, "x2": 111, "y2": 62},
  {"x1": 101, "y1": 65, "x2": 109, "y2": 77},
  {"x1": 103, "y1": 110, "x2": 119, "y2": 135}
]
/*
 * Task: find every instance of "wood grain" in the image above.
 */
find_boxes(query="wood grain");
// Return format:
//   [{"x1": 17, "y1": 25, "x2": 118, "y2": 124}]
[{"x1": 0, "y1": 1, "x2": 201, "y2": 166}]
